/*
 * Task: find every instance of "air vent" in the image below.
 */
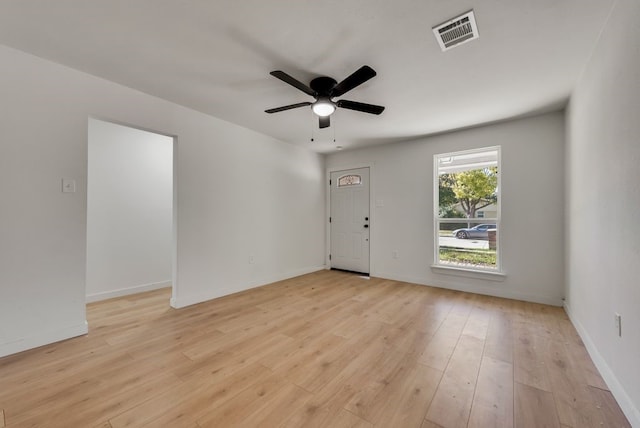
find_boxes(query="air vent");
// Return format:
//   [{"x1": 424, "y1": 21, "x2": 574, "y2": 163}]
[{"x1": 433, "y1": 10, "x2": 479, "y2": 52}]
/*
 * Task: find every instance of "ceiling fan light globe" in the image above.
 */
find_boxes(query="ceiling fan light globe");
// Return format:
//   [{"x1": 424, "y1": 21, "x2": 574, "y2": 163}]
[{"x1": 312, "y1": 100, "x2": 335, "y2": 117}]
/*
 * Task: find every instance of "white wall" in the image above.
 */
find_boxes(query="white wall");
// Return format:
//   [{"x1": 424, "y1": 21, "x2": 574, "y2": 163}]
[
  {"x1": 86, "y1": 119, "x2": 173, "y2": 302},
  {"x1": 0, "y1": 44, "x2": 325, "y2": 357},
  {"x1": 565, "y1": 0, "x2": 640, "y2": 424},
  {"x1": 327, "y1": 112, "x2": 565, "y2": 306}
]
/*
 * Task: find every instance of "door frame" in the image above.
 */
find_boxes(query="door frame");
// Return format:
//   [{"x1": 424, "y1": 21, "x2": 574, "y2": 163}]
[
  {"x1": 86, "y1": 116, "x2": 179, "y2": 308},
  {"x1": 326, "y1": 162, "x2": 375, "y2": 275}
]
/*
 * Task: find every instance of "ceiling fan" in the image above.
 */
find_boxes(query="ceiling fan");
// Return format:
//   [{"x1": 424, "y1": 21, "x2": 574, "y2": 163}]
[{"x1": 265, "y1": 65, "x2": 385, "y2": 129}]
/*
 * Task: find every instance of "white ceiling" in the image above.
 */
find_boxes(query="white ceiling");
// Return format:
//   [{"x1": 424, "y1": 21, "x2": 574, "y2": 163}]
[{"x1": 0, "y1": 1, "x2": 614, "y2": 153}]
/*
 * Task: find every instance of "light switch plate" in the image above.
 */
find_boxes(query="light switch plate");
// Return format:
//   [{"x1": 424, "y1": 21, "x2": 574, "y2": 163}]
[
  {"x1": 615, "y1": 313, "x2": 622, "y2": 337},
  {"x1": 62, "y1": 178, "x2": 76, "y2": 193}
]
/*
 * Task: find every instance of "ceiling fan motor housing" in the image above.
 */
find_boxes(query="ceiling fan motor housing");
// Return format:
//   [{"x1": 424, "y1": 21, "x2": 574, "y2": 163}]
[{"x1": 310, "y1": 76, "x2": 338, "y2": 97}]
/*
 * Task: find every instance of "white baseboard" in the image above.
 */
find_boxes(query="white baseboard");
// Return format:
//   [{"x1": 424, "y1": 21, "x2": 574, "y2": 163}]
[
  {"x1": 86, "y1": 280, "x2": 172, "y2": 303},
  {"x1": 564, "y1": 302, "x2": 640, "y2": 427},
  {"x1": 171, "y1": 265, "x2": 326, "y2": 309},
  {"x1": 0, "y1": 321, "x2": 88, "y2": 358},
  {"x1": 372, "y1": 271, "x2": 564, "y2": 306}
]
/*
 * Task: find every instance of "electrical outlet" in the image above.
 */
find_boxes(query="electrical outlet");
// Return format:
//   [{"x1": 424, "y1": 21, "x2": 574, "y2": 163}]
[
  {"x1": 615, "y1": 313, "x2": 622, "y2": 337},
  {"x1": 392, "y1": 250, "x2": 399, "y2": 259},
  {"x1": 249, "y1": 255, "x2": 254, "y2": 264}
]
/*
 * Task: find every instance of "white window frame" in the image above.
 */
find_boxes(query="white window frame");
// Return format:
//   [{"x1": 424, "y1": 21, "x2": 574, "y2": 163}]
[{"x1": 433, "y1": 146, "x2": 502, "y2": 273}]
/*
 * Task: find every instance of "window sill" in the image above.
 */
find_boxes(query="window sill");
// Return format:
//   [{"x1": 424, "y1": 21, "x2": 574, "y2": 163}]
[{"x1": 430, "y1": 264, "x2": 506, "y2": 282}]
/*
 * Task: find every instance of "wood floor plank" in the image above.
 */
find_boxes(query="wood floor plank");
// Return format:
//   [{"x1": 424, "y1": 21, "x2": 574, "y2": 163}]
[
  {"x1": 514, "y1": 382, "x2": 561, "y2": 428},
  {"x1": 374, "y1": 362, "x2": 443, "y2": 428},
  {"x1": 109, "y1": 354, "x2": 256, "y2": 426},
  {"x1": 461, "y1": 306, "x2": 491, "y2": 340},
  {"x1": 108, "y1": 375, "x2": 202, "y2": 427},
  {"x1": 180, "y1": 322, "x2": 268, "y2": 361},
  {"x1": 513, "y1": 321, "x2": 552, "y2": 392},
  {"x1": 417, "y1": 310, "x2": 467, "y2": 371},
  {"x1": 0, "y1": 339, "x2": 113, "y2": 401},
  {"x1": 467, "y1": 356, "x2": 514, "y2": 428},
  {"x1": 283, "y1": 334, "x2": 359, "y2": 393},
  {"x1": 14, "y1": 371, "x2": 182, "y2": 428},
  {"x1": 268, "y1": 332, "x2": 346, "y2": 376},
  {"x1": 588, "y1": 386, "x2": 632, "y2": 427},
  {"x1": 226, "y1": 332, "x2": 296, "y2": 365},
  {"x1": 330, "y1": 313, "x2": 367, "y2": 338},
  {"x1": 4, "y1": 352, "x2": 142, "y2": 423},
  {"x1": 195, "y1": 372, "x2": 290, "y2": 427},
  {"x1": 0, "y1": 270, "x2": 628, "y2": 428},
  {"x1": 544, "y1": 338, "x2": 603, "y2": 427},
  {"x1": 278, "y1": 340, "x2": 391, "y2": 427},
  {"x1": 344, "y1": 349, "x2": 415, "y2": 423},
  {"x1": 484, "y1": 310, "x2": 514, "y2": 363},
  {"x1": 135, "y1": 362, "x2": 274, "y2": 427},
  {"x1": 425, "y1": 334, "x2": 485, "y2": 428},
  {"x1": 233, "y1": 381, "x2": 312, "y2": 427},
  {"x1": 533, "y1": 304, "x2": 566, "y2": 343},
  {"x1": 566, "y1": 339, "x2": 610, "y2": 391},
  {"x1": 331, "y1": 409, "x2": 373, "y2": 427}
]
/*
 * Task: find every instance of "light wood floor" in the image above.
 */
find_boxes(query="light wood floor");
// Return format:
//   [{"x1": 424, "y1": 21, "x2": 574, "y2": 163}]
[{"x1": 0, "y1": 270, "x2": 630, "y2": 427}]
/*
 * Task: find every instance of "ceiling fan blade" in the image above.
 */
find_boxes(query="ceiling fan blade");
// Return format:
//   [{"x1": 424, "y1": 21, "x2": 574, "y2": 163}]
[
  {"x1": 265, "y1": 102, "x2": 312, "y2": 113},
  {"x1": 319, "y1": 116, "x2": 330, "y2": 128},
  {"x1": 331, "y1": 65, "x2": 377, "y2": 97},
  {"x1": 337, "y1": 99, "x2": 385, "y2": 115},
  {"x1": 270, "y1": 71, "x2": 316, "y2": 96}
]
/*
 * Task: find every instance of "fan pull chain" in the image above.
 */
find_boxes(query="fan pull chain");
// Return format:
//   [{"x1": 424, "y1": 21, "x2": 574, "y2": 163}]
[
  {"x1": 310, "y1": 110, "x2": 316, "y2": 142},
  {"x1": 332, "y1": 116, "x2": 343, "y2": 150},
  {"x1": 332, "y1": 116, "x2": 336, "y2": 144},
  {"x1": 309, "y1": 112, "x2": 315, "y2": 143}
]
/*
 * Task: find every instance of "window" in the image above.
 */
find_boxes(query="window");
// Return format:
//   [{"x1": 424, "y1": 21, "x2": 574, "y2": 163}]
[
  {"x1": 434, "y1": 147, "x2": 500, "y2": 271},
  {"x1": 338, "y1": 174, "x2": 362, "y2": 187}
]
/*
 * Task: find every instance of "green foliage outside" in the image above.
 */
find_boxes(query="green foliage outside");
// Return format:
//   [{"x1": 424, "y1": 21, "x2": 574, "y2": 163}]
[
  {"x1": 439, "y1": 248, "x2": 496, "y2": 268},
  {"x1": 438, "y1": 173, "x2": 463, "y2": 218},
  {"x1": 452, "y1": 167, "x2": 498, "y2": 218},
  {"x1": 439, "y1": 167, "x2": 498, "y2": 218}
]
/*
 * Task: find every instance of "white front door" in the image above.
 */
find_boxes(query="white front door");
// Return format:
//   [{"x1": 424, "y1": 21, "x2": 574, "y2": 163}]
[{"x1": 330, "y1": 167, "x2": 370, "y2": 274}]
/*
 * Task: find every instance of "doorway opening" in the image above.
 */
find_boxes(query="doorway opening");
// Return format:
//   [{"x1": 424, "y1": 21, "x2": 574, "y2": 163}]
[{"x1": 86, "y1": 118, "x2": 175, "y2": 305}]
